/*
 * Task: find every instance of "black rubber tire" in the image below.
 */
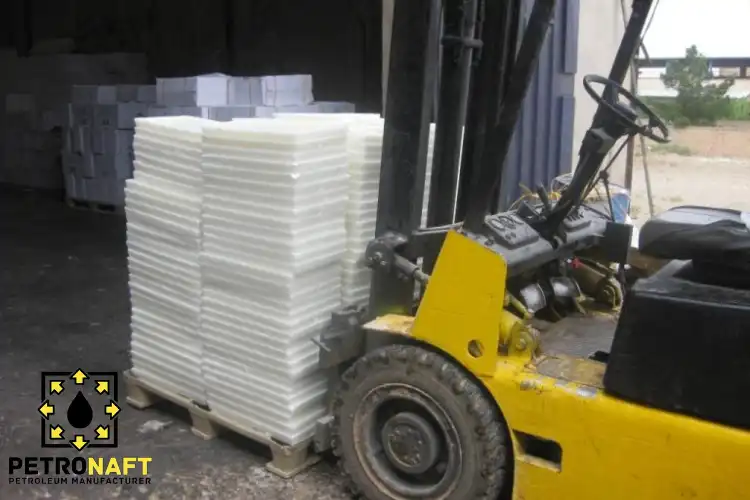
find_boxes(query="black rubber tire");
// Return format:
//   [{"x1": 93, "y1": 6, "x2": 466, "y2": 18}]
[{"x1": 331, "y1": 344, "x2": 510, "y2": 500}]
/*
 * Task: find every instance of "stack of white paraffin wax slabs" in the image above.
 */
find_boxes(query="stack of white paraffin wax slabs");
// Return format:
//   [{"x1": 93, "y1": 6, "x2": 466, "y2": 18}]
[
  {"x1": 340, "y1": 120, "x2": 386, "y2": 306},
  {"x1": 340, "y1": 121, "x2": 435, "y2": 306},
  {"x1": 199, "y1": 119, "x2": 348, "y2": 444},
  {"x1": 124, "y1": 111, "x2": 438, "y2": 446},
  {"x1": 125, "y1": 116, "x2": 212, "y2": 404},
  {"x1": 272, "y1": 113, "x2": 384, "y2": 307}
]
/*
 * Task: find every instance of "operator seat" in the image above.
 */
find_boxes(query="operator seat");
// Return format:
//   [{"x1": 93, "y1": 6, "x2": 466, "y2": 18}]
[
  {"x1": 603, "y1": 205, "x2": 750, "y2": 430},
  {"x1": 638, "y1": 206, "x2": 750, "y2": 287},
  {"x1": 639, "y1": 206, "x2": 750, "y2": 260}
]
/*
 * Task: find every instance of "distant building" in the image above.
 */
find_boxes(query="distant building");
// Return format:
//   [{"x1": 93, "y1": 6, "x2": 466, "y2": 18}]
[{"x1": 636, "y1": 57, "x2": 750, "y2": 98}]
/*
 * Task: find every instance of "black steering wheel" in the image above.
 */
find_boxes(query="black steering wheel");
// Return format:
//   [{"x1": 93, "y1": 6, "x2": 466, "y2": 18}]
[{"x1": 583, "y1": 74, "x2": 670, "y2": 144}]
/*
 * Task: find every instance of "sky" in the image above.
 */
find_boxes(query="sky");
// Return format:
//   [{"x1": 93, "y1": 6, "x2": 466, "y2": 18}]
[{"x1": 641, "y1": 0, "x2": 750, "y2": 58}]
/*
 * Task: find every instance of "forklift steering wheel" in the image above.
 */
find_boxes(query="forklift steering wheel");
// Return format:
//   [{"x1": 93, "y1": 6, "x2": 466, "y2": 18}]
[{"x1": 583, "y1": 74, "x2": 670, "y2": 144}]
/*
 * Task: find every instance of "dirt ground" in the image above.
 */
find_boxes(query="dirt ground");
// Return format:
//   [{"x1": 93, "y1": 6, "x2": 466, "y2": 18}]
[{"x1": 629, "y1": 122, "x2": 750, "y2": 224}]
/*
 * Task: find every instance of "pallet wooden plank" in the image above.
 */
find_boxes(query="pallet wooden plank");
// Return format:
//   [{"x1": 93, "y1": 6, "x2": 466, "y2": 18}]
[
  {"x1": 123, "y1": 370, "x2": 320, "y2": 478},
  {"x1": 66, "y1": 198, "x2": 124, "y2": 214}
]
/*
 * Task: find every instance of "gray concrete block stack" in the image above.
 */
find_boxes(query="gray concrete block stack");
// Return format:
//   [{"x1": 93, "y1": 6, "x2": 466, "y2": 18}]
[
  {"x1": 147, "y1": 73, "x2": 355, "y2": 120},
  {"x1": 0, "y1": 50, "x2": 150, "y2": 191},
  {"x1": 60, "y1": 73, "x2": 354, "y2": 208},
  {"x1": 1, "y1": 93, "x2": 63, "y2": 190},
  {"x1": 0, "y1": 50, "x2": 357, "y2": 207},
  {"x1": 62, "y1": 84, "x2": 156, "y2": 206}
]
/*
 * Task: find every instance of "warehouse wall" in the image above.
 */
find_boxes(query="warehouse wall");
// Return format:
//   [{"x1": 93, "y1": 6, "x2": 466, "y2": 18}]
[
  {"x1": 574, "y1": 0, "x2": 630, "y2": 185},
  {"x1": 227, "y1": 0, "x2": 382, "y2": 112},
  {"x1": 499, "y1": 0, "x2": 580, "y2": 208},
  {"x1": 0, "y1": 0, "x2": 382, "y2": 191},
  {"x1": 2, "y1": 0, "x2": 382, "y2": 110}
]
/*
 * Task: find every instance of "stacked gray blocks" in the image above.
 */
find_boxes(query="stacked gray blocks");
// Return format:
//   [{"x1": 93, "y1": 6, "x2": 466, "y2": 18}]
[
  {"x1": 58, "y1": 74, "x2": 354, "y2": 207},
  {"x1": 0, "y1": 50, "x2": 150, "y2": 191},
  {"x1": 0, "y1": 93, "x2": 62, "y2": 189},
  {"x1": 147, "y1": 73, "x2": 355, "y2": 120},
  {"x1": 227, "y1": 74, "x2": 313, "y2": 106},
  {"x1": 63, "y1": 84, "x2": 156, "y2": 206}
]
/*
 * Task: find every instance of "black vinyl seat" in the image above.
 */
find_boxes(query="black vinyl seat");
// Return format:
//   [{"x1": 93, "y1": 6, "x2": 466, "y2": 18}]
[
  {"x1": 639, "y1": 206, "x2": 750, "y2": 270},
  {"x1": 605, "y1": 259, "x2": 750, "y2": 430},
  {"x1": 606, "y1": 206, "x2": 750, "y2": 428}
]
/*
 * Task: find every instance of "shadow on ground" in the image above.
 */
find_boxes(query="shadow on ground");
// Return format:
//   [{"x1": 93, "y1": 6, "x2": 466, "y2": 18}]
[{"x1": 0, "y1": 187, "x2": 349, "y2": 500}]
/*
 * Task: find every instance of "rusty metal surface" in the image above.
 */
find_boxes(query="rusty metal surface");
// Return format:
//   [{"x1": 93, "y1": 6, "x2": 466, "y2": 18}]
[
  {"x1": 535, "y1": 313, "x2": 618, "y2": 358},
  {"x1": 535, "y1": 354, "x2": 606, "y2": 388},
  {"x1": 363, "y1": 314, "x2": 414, "y2": 336}
]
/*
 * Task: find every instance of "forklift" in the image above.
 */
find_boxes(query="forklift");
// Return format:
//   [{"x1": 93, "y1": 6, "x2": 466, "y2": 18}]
[{"x1": 314, "y1": 0, "x2": 750, "y2": 498}]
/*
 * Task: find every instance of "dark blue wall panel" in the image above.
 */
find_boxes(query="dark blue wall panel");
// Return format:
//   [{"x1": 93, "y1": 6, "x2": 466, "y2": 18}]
[{"x1": 499, "y1": 0, "x2": 579, "y2": 209}]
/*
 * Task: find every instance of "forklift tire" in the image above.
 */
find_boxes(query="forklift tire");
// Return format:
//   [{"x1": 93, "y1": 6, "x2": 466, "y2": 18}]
[{"x1": 331, "y1": 344, "x2": 509, "y2": 500}]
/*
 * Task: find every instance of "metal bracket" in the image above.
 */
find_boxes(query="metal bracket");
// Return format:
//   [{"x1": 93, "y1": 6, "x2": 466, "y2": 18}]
[
  {"x1": 316, "y1": 305, "x2": 368, "y2": 370},
  {"x1": 313, "y1": 415, "x2": 334, "y2": 453},
  {"x1": 407, "y1": 223, "x2": 460, "y2": 259},
  {"x1": 366, "y1": 231, "x2": 431, "y2": 284},
  {"x1": 441, "y1": 35, "x2": 484, "y2": 49},
  {"x1": 365, "y1": 231, "x2": 409, "y2": 271}
]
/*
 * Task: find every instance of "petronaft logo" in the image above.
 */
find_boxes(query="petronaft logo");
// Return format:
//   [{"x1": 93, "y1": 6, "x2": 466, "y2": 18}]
[
  {"x1": 38, "y1": 369, "x2": 120, "y2": 450},
  {"x1": 7, "y1": 369, "x2": 152, "y2": 487}
]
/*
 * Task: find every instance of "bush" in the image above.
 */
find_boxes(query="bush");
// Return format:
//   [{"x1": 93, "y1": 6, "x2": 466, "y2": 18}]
[
  {"x1": 727, "y1": 99, "x2": 750, "y2": 121},
  {"x1": 658, "y1": 45, "x2": 735, "y2": 126},
  {"x1": 642, "y1": 96, "x2": 750, "y2": 126},
  {"x1": 640, "y1": 96, "x2": 681, "y2": 125}
]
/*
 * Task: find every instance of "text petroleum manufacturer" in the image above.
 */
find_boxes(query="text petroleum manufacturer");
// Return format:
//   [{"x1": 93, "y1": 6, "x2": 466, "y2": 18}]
[{"x1": 8, "y1": 456, "x2": 152, "y2": 485}]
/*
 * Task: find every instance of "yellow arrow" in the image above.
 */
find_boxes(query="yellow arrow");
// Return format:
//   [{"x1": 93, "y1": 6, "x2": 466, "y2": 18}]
[
  {"x1": 70, "y1": 369, "x2": 88, "y2": 385},
  {"x1": 50, "y1": 425, "x2": 65, "y2": 440},
  {"x1": 38, "y1": 401, "x2": 55, "y2": 419},
  {"x1": 105, "y1": 401, "x2": 121, "y2": 419},
  {"x1": 70, "y1": 435, "x2": 88, "y2": 451},
  {"x1": 50, "y1": 381, "x2": 64, "y2": 395},
  {"x1": 95, "y1": 425, "x2": 109, "y2": 440},
  {"x1": 95, "y1": 380, "x2": 109, "y2": 394}
]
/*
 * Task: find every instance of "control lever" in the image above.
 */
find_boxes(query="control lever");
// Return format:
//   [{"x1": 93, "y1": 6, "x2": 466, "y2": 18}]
[{"x1": 536, "y1": 185, "x2": 552, "y2": 215}]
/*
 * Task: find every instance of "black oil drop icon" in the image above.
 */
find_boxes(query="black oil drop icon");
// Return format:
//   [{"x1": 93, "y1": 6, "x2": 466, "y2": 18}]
[{"x1": 67, "y1": 391, "x2": 94, "y2": 429}]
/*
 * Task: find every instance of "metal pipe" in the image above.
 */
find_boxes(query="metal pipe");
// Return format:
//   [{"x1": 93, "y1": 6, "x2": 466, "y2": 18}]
[
  {"x1": 619, "y1": 0, "x2": 657, "y2": 215},
  {"x1": 427, "y1": 0, "x2": 481, "y2": 229},
  {"x1": 619, "y1": 0, "x2": 637, "y2": 191}
]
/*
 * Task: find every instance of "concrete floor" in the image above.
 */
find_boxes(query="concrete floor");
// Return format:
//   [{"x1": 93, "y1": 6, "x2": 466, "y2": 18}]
[{"x1": 0, "y1": 187, "x2": 349, "y2": 500}]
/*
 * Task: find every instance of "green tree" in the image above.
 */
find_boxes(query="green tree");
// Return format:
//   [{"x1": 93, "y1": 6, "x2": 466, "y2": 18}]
[{"x1": 660, "y1": 45, "x2": 735, "y2": 126}]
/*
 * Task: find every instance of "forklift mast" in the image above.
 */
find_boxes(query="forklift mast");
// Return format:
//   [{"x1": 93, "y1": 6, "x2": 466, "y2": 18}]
[
  {"x1": 371, "y1": 0, "x2": 655, "y2": 318},
  {"x1": 460, "y1": 0, "x2": 557, "y2": 233}
]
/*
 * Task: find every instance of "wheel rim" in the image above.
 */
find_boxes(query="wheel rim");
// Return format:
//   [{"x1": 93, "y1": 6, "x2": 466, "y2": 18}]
[{"x1": 353, "y1": 383, "x2": 463, "y2": 499}]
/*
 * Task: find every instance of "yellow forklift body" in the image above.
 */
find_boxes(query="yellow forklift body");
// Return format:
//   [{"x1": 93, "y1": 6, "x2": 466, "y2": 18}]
[
  {"x1": 487, "y1": 359, "x2": 750, "y2": 500},
  {"x1": 365, "y1": 230, "x2": 750, "y2": 500}
]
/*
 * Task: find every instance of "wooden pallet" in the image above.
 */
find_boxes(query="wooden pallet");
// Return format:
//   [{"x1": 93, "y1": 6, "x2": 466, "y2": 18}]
[
  {"x1": 66, "y1": 198, "x2": 124, "y2": 215},
  {"x1": 123, "y1": 370, "x2": 320, "y2": 478}
]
